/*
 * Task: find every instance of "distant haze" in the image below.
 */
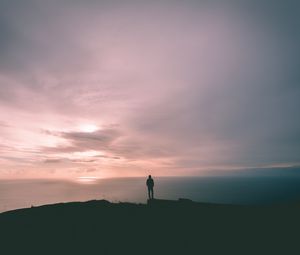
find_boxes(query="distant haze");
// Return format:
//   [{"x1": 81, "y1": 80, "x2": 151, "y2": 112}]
[{"x1": 0, "y1": 0, "x2": 299, "y2": 178}]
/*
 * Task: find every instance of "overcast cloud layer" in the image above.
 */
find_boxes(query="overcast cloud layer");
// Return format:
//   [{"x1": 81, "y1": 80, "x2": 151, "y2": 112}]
[{"x1": 0, "y1": 0, "x2": 299, "y2": 178}]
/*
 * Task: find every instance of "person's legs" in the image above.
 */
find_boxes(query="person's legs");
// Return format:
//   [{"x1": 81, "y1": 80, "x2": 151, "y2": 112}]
[
  {"x1": 151, "y1": 188, "x2": 154, "y2": 199},
  {"x1": 148, "y1": 188, "x2": 151, "y2": 199}
]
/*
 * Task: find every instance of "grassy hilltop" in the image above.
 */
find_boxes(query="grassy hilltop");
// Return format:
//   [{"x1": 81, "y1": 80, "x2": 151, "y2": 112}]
[{"x1": 0, "y1": 199, "x2": 299, "y2": 254}]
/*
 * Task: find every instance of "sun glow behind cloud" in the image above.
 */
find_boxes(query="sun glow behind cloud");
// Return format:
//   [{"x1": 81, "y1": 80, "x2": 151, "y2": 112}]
[{"x1": 79, "y1": 124, "x2": 99, "y2": 133}]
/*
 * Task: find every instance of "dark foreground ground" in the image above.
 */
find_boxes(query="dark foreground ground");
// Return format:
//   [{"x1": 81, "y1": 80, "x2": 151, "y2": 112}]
[{"x1": 0, "y1": 199, "x2": 299, "y2": 254}]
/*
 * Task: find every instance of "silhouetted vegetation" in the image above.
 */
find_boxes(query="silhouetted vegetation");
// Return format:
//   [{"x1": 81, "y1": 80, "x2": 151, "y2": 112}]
[{"x1": 0, "y1": 199, "x2": 299, "y2": 254}]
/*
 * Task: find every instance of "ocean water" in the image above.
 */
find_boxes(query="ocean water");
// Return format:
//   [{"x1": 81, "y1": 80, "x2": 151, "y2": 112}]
[{"x1": 1, "y1": 176, "x2": 300, "y2": 213}]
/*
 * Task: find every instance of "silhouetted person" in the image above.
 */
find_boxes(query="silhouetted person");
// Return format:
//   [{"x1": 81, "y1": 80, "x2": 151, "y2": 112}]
[{"x1": 146, "y1": 175, "x2": 154, "y2": 199}]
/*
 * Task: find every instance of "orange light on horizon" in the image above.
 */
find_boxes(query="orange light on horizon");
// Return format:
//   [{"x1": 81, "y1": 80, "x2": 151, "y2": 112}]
[{"x1": 76, "y1": 176, "x2": 99, "y2": 184}]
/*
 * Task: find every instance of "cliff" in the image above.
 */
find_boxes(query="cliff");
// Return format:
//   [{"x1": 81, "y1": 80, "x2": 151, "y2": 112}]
[{"x1": 0, "y1": 199, "x2": 299, "y2": 254}]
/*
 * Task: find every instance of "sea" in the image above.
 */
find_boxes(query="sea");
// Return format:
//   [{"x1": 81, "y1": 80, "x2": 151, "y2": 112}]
[{"x1": 1, "y1": 176, "x2": 300, "y2": 213}]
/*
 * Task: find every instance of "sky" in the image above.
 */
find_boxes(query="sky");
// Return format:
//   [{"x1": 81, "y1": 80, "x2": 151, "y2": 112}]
[{"x1": 0, "y1": 0, "x2": 299, "y2": 179}]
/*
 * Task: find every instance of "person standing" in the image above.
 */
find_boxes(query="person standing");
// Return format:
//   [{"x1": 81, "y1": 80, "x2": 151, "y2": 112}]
[{"x1": 146, "y1": 175, "x2": 154, "y2": 199}]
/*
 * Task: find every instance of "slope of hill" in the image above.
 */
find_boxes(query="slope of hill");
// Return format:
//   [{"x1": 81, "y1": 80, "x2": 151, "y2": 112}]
[{"x1": 0, "y1": 199, "x2": 299, "y2": 254}]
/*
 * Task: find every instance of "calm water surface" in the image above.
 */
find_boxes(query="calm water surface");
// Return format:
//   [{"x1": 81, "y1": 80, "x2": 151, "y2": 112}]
[{"x1": 1, "y1": 176, "x2": 300, "y2": 212}]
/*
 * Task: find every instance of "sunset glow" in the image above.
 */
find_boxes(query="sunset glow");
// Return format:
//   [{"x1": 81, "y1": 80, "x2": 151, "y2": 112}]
[{"x1": 77, "y1": 176, "x2": 99, "y2": 184}]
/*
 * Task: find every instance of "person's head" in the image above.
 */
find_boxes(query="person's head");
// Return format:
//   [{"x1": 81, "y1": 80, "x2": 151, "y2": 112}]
[{"x1": 148, "y1": 175, "x2": 151, "y2": 179}]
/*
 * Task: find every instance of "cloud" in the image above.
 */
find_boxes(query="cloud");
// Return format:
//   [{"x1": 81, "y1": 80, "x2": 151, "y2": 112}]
[
  {"x1": 43, "y1": 128, "x2": 122, "y2": 153},
  {"x1": 43, "y1": 159, "x2": 64, "y2": 164},
  {"x1": 0, "y1": 0, "x2": 300, "y2": 177},
  {"x1": 0, "y1": 121, "x2": 10, "y2": 127},
  {"x1": 86, "y1": 168, "x2": 97, "y2": 173}
]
